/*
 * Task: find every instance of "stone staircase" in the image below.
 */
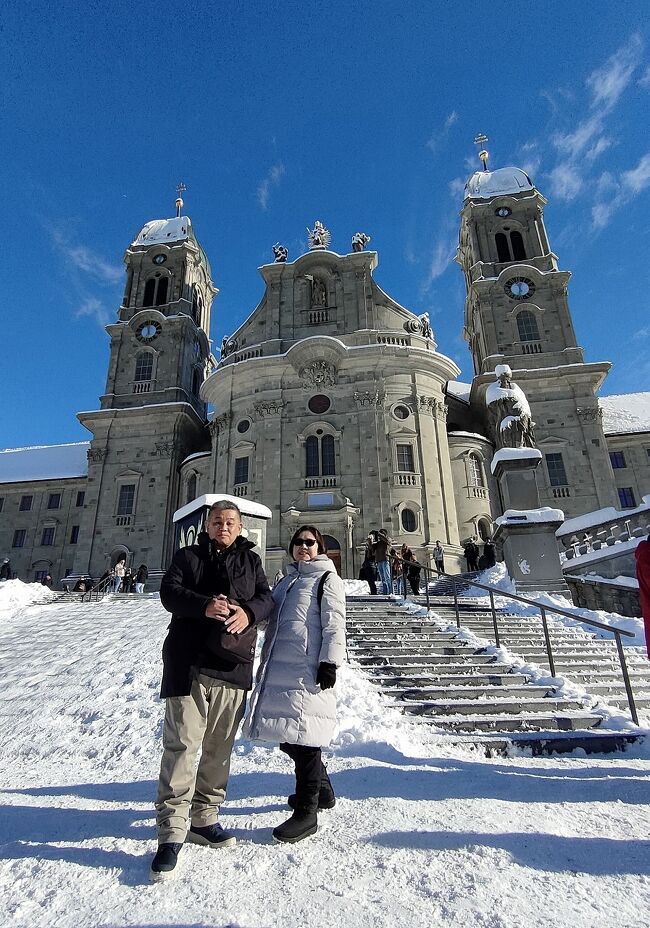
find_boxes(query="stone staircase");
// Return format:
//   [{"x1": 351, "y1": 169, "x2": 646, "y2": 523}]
[{"x1": 346, "y1": 595, "x2": 650, "y2": 754}]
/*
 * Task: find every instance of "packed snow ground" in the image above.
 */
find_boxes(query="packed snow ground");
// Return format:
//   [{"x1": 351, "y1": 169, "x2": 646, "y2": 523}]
[{"x1": 1, "y1": 581, "x2": 650, "y2": 928}]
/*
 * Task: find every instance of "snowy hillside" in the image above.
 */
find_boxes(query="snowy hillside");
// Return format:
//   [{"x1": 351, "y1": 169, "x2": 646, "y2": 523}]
[{"x1": 1, "y1": 582, "x2": 649, "y2": 928}]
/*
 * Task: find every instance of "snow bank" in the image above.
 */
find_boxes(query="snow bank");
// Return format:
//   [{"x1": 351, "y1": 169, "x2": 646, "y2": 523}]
[{"x1": 0, "y1": 578, "x2": 55, "y2": 615}]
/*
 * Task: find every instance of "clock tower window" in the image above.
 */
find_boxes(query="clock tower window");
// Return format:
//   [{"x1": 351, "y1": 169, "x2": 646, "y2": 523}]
[
  {"x1": 516, "y1": 309, "x2": 541, "y2": 343},
  {"x1": 143, "y1": 275, "x2": 169, "y2": 308},
  {"x1": 134, "y1": 351, "x2": 154, "y2": 383},
  {"x1": 495, "y1": 230, "x2": 526, "y2": 262}
]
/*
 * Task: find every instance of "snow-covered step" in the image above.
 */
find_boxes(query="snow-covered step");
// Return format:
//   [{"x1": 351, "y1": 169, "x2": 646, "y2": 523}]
[
  {"x1": 427, "y1": 712, "x2": 602, "y2": 733},
  {"x1": 349, "y1": 644, "x2": 471, "y2": 656},
  {"x1": 399, "y1": 697, "x2": 584, "y2": 717},
  {"x1": 382, "y1": 684, "x2": 555, "y2": 700},
  {"x1": 370, "y1": 672, "x2": 534, "y2": 687},
  {"x1": 353, "y1": 652, "x2": 503, "y2": 666}
]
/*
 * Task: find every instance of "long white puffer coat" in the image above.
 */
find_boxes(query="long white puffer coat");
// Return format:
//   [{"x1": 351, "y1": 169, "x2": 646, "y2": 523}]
[{"x1": 244, "y1": 555, "x2": 347, "y2": 747}]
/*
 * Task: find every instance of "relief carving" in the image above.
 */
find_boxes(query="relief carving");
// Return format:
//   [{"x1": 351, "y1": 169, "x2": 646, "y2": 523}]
[
  {"x1": 299, "y1": 360, "x2": 336, "y2": 387},
  {"x1": 254, "y1": 400, "x2": 284, "y2": 418}
]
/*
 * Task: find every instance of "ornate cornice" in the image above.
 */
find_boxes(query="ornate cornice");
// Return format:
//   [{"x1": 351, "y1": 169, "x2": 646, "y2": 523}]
[
  {"x1": 418, "y1": 395, "x2": 447, "y2": 420},
  {"x1": 353, "y1": 390, "x2": 382, "y2": 408},
  {"x1": 208, "y1": 412, "x2": 232, "y2": 437},
  {"x1": 254, "y1": 400, "x2": 284, "y2": 418},
  {"x1": 87, "y1": 448, "x2": 106, "y2": 463},
  {"x1": 577, "y1": 406, "x2": 603, "y2": 422},
  {"x1": 154, "y1": 440, "x2": 176, "y2": 457}
]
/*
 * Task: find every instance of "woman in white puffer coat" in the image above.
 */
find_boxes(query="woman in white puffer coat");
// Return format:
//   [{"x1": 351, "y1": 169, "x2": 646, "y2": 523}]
[{"x1": 245, "y1": 524, "x2": 346, "y2": 843}]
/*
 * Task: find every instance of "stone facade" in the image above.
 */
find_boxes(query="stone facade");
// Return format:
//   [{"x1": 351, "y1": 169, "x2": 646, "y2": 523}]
[{"x1": 2, "y1": 171, "x2": 650, "y2": 585}]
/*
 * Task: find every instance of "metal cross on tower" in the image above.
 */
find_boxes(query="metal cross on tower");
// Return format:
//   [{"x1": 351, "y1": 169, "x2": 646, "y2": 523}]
[
  {"x1": 473, "y1": 134, "x2": 489, "y2": 171},
  {"x1": 175, "y1": 182, "x2": 187, "y2": 217}
]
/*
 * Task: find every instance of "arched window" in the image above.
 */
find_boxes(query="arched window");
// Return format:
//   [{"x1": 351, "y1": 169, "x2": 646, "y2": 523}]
[
  {"x1": 401, "y1": 508, "x2": 417, "y2": 532},
  {"x1": 186, "y1": 473, "x2": 197, "y2": 503},
  {"x1": 495, "y1": 232, "x2": 510, "y2": 262},
  {"x1": 143, "y1": 275, "x2": 169, "y2": 307},
  {"x1": 305, "y1": 434, "x2": 336, "y2": 477},
  {"x1": 143, "y1": 278, "x2": 156, "y2": 306},
  {"x1": 134, "y1": 351, "x2": 153, "y2": 382},
  {"x1": 155, "y1": 276, "x2": 168, "y2": 306},
  {"x1": 510, "y1": 230, "x2": 526, "y2": 260},
  {"x1": 468, "y1": 454, "x2": 485, "y2": 487},
  {"x1": 517, "y1": 309, "x2": 540, "y2": 342}
]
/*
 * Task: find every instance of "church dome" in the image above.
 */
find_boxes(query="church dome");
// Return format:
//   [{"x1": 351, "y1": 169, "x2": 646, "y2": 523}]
[{"x1": 464, "y1": 167, "x2": 534, "y2": 200}]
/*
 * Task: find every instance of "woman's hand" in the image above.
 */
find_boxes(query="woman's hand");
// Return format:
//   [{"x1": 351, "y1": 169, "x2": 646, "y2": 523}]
[{"x1": 316, "y1": 662, "x2": 337, "y2": 690}]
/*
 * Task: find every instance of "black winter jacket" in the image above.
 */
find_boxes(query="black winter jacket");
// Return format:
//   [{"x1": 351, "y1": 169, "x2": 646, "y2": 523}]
[{"x1": 159, "y1": 533, "x2": 273, "y2": 696}]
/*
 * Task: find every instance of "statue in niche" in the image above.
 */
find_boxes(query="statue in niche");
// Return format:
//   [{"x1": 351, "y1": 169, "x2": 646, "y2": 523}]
[
  {"x1": 351, "y1": 232, "x2": 371, "y2": 252},
  {"x1": 311, "y1": 277, "x2": 327, "y2": 307},
  {"x1": 486, "y1": 364, "x2": 536, "y2": 450},
  {"x1": 307, "y1": 220, "x2": 331, "y2": 250},
  {"x1": 272, "y1": 243, "x2": 288, "y2": 263}
]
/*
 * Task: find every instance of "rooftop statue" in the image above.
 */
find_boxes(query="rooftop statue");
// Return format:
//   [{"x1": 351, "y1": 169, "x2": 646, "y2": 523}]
[
  {"x1": 418, "y1": 312, "x2": 433, "y2": 339},
  {"x1": 272, "y1": 243, "x2": 288, "y2": 263},
  {"x1": 351, "y1": 232, "x2": 371, "y2": 252},
  {"x1": 485, "y1": 364, "x2": 536, "y2": 450},
  {"x1": 307, "y1": 220, "x2": 331, "y2": 250}
]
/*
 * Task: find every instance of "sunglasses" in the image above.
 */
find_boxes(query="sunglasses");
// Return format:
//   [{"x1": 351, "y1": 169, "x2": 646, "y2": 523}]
[{"x1": 294, "y1": 538, "x2": 317, "y2": 548}]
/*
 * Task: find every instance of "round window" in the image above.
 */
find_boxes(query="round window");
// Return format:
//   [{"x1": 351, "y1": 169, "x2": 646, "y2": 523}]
[
  {"x1": 401, "y1": 508, "x2": 416, "y2": 532},
  {"x1": 236, "y1": 419, "x2": 251, "y2": 434},
  {"x1": 393, "y1": 405, "x2": 410, "y2": 420},
  {"x1": 308, "y1": 394, "x2": 331, "y2": 414}
]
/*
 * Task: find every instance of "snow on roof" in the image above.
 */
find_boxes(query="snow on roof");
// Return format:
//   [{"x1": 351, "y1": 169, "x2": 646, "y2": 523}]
[
  {"x1": 464, "y1": 167, "x2": 534, "y2": 200},
  {"x1": 445, "y1": 381, "x2": 472, "y2": 404},
  {"x1": 132, "y1": 216, "x2": 191, "y2": 247},
  {"x1": 495, "y1": 506, "x2": 564, "y2": 526},
  {"x1": 557, "y1": 495, "x2": 650, "y2": 536},
  {"x1": 0, "y1": 442, "x2": 89, "y2": 483},
  {"x1": 491, "y1": 447, "x2": 542, "y2": 474},
  {"x1": 173, "y1": 493, "x2": 272, "y2": 522},
  {"x1": 599, "y1": 392, "x2": 650, "y2": 434}
]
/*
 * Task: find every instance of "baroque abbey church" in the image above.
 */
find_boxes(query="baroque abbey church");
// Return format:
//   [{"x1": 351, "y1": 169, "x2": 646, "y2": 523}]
[{"x1": 1, "y1": 160, "x2": 649, "y2": 584}]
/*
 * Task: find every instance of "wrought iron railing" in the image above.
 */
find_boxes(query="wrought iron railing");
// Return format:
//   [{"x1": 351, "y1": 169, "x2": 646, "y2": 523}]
[{"x1": 81, "y1": 575, "x2": 113, "y2": 603}]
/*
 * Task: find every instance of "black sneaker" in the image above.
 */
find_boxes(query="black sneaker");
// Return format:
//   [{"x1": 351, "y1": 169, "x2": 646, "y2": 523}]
[
  {"x1": 150, "y1": 842, "x2": 183, "y2": 882},
  {"x1": 187, "y1": 822, "x2": 237, "y2": 848},
  {"x1": 273, "y1": 811, "x2": 318, "y2": 844}
]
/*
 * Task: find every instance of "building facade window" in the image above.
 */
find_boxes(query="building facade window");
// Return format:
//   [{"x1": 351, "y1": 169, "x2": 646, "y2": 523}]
[
  {"x1": 70, "y1": 525, "x2": 80, "y2": 544},
  {"x1": 35, "y1": 570, "x2": 48, "y2": 583},
  {"x1": 47, "y1": 493, "x2": 61, "y2": 510},
  {"x1": 134, "y1": 351, "x2": 154, "y2": 382},
  {"x1": 516, "y1": 309, "x2": 540, "y2": 342},
  {"x1": 117, "y1": 484, "x2": 136, "y2": 516},
  {"x1": 401, "y1": 508, "x2": 417, "y2": 532},
  {"x1": 19, "y1": 495, "x2": 33, "y2": 511},
  {"x1": 396, "y1": 444, "x2": 415, "y2": 472},
  {"x1": 76, "y1": 491, "x2": 85, "y2": 507},
  {"x1": 495, "y1": 230, "x2": 526, "y2": 262},
  {"x1": 468, "y1": 454, "x2": 485, "y2": 487},
  {"x1": 12, "y1": 529, "x2": 26, "y2": 548},
  {"x1": 0, "y1": 498, "x2": 3, "y2": 513},
  {"x1": 618, "y1": 487, "x2": 636, "y2": 508},
  {"x1": 143, "y1": 275, "x2": 169, "y2": 307},
  {"x1": 186, "y1": 473, "x2": 197, "y2": 503},
  {"x1": 305, "y1": 434, "x2": 336, "y2": 477},
  {"x1": 234, "y1": 456, "x2": 249, "y2": 485},
  {"x1": 545, "y1": 452, "x2": 568, "y2": 487},
  {"x1": 41, "y1": 526, "x2": 56, "y2": 546},
  {"x1": 609, "y1": 451, "x2": 627, "y2": 469}
]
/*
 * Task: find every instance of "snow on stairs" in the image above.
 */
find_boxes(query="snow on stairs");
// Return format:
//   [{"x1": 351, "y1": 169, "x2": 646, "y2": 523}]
[{"x1": 346, "y1": 596, "x2": 646, "y2": 755}]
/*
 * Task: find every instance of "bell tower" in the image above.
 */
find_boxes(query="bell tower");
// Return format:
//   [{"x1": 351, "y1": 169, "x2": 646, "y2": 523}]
[
  {"x1": 74, "y1": 190, "x2": 217, "y2": 581},
  {"x1": 457, "y1": 142, "x2": 617, "y2": 516}
]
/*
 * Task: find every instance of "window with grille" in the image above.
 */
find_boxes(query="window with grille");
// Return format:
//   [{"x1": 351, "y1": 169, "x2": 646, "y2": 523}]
[
  {"x1": 618, "y1": 487, "x2": 636, "y2": 508},
  {"x1": 134, "y1": 352, "x2": 154, "y2": 382},
  {"x1": 70, "y1": 526, "x2": 80, "y2": 544},
  {"x1": 20, "y1": 495, "x2": 33, "y2": 511},
  {"x1": 117, "y1": 484, "x2": 136, "y2": 516},
  {"x1": 234, "y1": 457, "x2": 249, "y2": 485},
  {"x1": 48, "y1": 493, "x2": 61, "y2": 509},
  {"x1": 12, "y1": 529, "x2": 26, "y2": 548},
  {"x1": 545, "y1": 453, "x2": 568, "y2": 487},
  {"x1": 41, "y1": 526, "x2": 56, "y2": 546},
  {"x1": 468, "y1": 454, "x2": 485, "y2": 487},
  {"x1": 517, "y1": 310, "x2": 540, "y2": 342},
  {"x1": 396, "y1": 444, "x2": 415, "y2": 472},
  {"x1": 609, "y1": 451, "x2": 627, "y2": 469}
]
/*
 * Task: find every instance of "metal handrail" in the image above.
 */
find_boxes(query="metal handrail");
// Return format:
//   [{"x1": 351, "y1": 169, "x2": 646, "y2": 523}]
[
  {"x1": 390, "y1": 554, "x2": 639, "y2": 725},
  {"x1": 81, "y1": 575, "x2": 113, "y2": 603}
]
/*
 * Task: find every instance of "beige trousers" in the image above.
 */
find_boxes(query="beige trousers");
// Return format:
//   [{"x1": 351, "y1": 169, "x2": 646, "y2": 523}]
[{"x1": 155, "y1": 674, "x2": 247, "y2": 844}]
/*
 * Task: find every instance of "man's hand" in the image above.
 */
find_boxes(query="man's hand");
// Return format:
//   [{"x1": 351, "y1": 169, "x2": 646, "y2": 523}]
[
  {"x1": 205, "y1": 594, "x2": 231, "y2": 620},
  {"x1": 222, "y1": 603, "x2": 250, "y2": 634},
  {"x1": 205, "y1": 596, "x2": 250, "y2": 633}
]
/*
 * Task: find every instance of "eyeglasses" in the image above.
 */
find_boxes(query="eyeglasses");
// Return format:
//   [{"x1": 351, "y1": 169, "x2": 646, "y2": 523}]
[{"x1": 294, "y1": 538, "x2": 317, "y2": 548}]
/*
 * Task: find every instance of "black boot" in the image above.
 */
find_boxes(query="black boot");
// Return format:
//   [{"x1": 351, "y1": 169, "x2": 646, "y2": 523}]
[
  {"x1": 277, "y1": 743, "x2": 321, "y2": 843},
  {"x1": 288, "y1": 762, "x2": 335, "y2": 810},
  {"x1": 273, "y1": 808, "x2": 318, "y2": 843}
]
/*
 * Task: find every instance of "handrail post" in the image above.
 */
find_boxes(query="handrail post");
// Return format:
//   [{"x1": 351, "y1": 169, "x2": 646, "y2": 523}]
[
  {"x1": 540, "y1": 606, "x2": 556, "y2": 677},
  {"x1": 453, "y1": 577, "x2": 460, "y2": 629},
  {"x1": 425, "y1": 565, "x2": 430, "y2": 611},
  {"x1": 403, "y1": 565, "x2": 407, "y2": 600},
  {"x1": 614, "y1": 631, "x2": 639, "y2": 725},
  {"x1": 489, "y1": 589, "x2": 500, "y2": 648}
]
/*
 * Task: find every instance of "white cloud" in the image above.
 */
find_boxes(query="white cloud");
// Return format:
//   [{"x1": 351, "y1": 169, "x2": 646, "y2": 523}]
[
  {"x1": 75, "y1": 296, "x2": 110, "y2": 327},
  {"x1": 547, "y1": 162, "x2": 583, "y2": 200},
  {"x1": 51, "y1": 230, "x2": 122, "y2": 284},
  {"x1": 621, "y1": 152, "x2": 650, "y2": 194},
  {"x1": 553, "y1": 114, "x2": 603, "y2": 159},
  {"x1": 633, "y1": 327, "x2": 649, "y2": 341},
  {"x1": 428, "y1": 238, "x2": 456, "y2": 281},
  {"x1": 448, "y1": 177, "x2": 466, "y2": 198},
  {"x1": 586, "y1": 33, "x2": 643, "y2": 111},
  {"x1": 584, "y1": 137, "x2": 613, "y2": 163},
  {"x1": 427, "y1": 111, "x2": 459, "y2": 153},
  {"x1": 639, "y1": 67, "x2": 650, "y2": 89},
  {"x1": 257, "y1": 162, "x2": 285, "y2": 210},
  {"x1": 444, "y1": 111, "x2": 458, "y2": 131},
  {"x1": 591, "y1": 201, "x2": 617, "y2": 230}
]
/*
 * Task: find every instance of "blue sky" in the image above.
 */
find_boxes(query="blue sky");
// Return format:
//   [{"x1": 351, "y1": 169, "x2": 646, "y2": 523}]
[{"x1": 2, "y1": 0, "x2": 649, "y2": 448}]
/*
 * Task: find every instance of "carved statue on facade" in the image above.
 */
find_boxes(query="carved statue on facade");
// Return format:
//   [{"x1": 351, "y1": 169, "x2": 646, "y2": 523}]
[
  {"x1": 311, "y1": 277, "x2": 327, "y2": 306},
  {"x1": 272, "y1": 243, "x2": 288, "y2": 263},
  {"x1": 220, "y1": 336, "x2": 238, "y2": 359},
  {"x1": 351, "y1": 232, "x2": 371, "y2": 252},
  {"x1": 486, "y1": 364, "x2": 536, "y2": 450},
  {"x1": 307, "y1": 220, "x2": 331, "y2": 250},
  {"x1": 300, "y1": 360, "x2": 336, "y2": 386},
  {"x1": 419, "y1": 312, "x2": 433, "y2": 339}
]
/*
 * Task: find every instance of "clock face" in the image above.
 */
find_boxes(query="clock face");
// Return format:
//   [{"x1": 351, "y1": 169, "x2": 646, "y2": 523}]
[
  {"x1": 495, "y1": 207, "x2": 511, "y2": 218},
  {"x1": 505, "y1": 277, "x2": 535, "y2": 300},
  {"x1": 137, "y1": 321, "x2": 161, "y2": 341},
  {"x1": 152, "y1": 254, "x2": 166, "y2": 265}
]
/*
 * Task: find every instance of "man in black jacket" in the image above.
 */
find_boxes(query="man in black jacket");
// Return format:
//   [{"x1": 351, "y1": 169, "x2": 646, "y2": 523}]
[{"x1": 151, "y1": 500, "x2": 273, "y2": 881}]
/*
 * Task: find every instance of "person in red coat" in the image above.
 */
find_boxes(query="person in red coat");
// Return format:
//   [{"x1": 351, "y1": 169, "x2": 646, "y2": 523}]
[{"x1": 634, "y1": 536, "x2": 650, "y2": 659}]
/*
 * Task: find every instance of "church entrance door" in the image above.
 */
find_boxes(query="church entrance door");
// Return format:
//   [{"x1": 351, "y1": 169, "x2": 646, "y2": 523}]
[{"x1": 322, "y1": 534, "x2": 341, "y2": 575}]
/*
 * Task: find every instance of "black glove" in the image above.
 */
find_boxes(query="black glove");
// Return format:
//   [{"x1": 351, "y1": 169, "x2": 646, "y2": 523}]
[{"x1": 316, "y1": 662, "x2": 337, "y2": 690}]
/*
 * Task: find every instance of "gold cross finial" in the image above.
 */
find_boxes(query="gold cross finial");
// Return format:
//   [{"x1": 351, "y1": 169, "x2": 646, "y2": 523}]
[
  {"x1": 473, "y1": 134, "x2": 489, "y2": 171},
  {"x1": 175, "y1": 182, "x2": 187, "y2": 217}
]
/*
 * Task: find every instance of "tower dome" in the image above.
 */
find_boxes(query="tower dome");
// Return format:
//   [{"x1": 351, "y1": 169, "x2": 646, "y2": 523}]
[{"x1": 464, "y1": 167, "x2": 534, "y2": 200}]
